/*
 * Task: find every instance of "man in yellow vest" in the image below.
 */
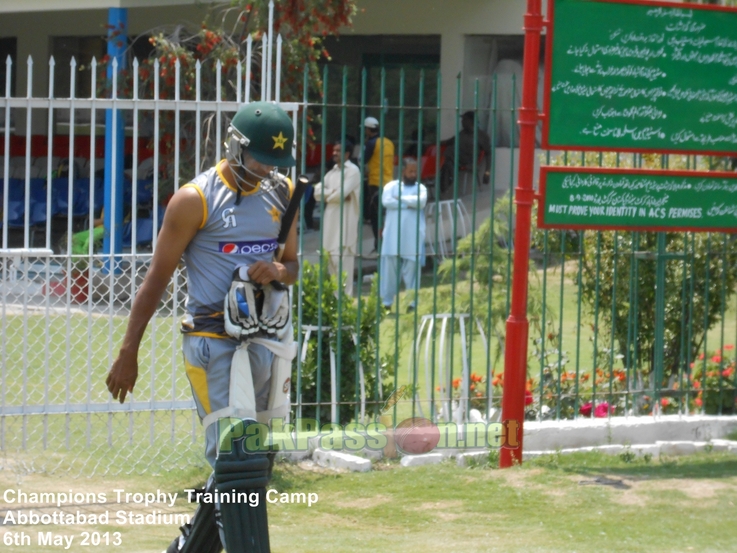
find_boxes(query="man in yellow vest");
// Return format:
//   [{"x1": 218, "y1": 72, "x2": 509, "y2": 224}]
[{"x1": 363, "y1": 116, "x2": 395, "y2": 252}]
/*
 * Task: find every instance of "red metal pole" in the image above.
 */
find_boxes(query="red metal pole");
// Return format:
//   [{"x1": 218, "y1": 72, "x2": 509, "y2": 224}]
[{"x1": 499, "y1": 0, "x2": 544, "y2": 468}]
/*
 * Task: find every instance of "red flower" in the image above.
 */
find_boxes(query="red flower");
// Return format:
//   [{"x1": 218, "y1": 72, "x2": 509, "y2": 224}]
[
  {"x1": 525, "y1": 390, "x2": 534, "y2": 406},
  {"x1": 660, "y1": 398, "x2": 670, "y2": 407},
  {"x1": 594, "y1": 402, "x2": 615, "y2": 418},
  {"x1": 695, "y1": 397, "x2": 703, "y2": 408},
  {"x1": 712, "y1": 355, "x2": 722, "y2": 364},
  {"x1": 693, "y1": 380, "x2": 701, "y2": 389},
  {"x1": 725, "y1": 344, "x2": 734, "y2": 351},
  {"x1": 699, "y1": 352, "x2": 705, "y2": 360},
  {"x1": 722, "y1": 368, "x2": 734, "y2": 378},
  {"x1": 579, "y1": 402, "x2": 593, "y2": 417}
]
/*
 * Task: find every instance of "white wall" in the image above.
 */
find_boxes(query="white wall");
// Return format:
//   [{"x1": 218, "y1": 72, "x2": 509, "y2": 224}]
[
  {"x1": 347, "y1": 0, "x2": 540, "y2": 136},
  {"x1": 0, "y1": 0, "x2": 202, "y2": 12},
  {"x1": 0, "y1": 5, "x2": 210, "y2": 134}
]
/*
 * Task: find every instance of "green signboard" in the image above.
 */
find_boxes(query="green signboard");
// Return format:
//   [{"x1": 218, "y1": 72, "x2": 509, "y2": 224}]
[
  {"x1": 544, "y1": 0, "x2": 737, "y2": 154},
  {"x1": 539, "y1": 167, "x2": 737, "y2": 232}
]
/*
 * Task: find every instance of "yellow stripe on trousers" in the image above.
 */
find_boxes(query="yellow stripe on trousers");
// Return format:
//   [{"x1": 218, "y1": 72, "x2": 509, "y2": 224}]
[{"x1": 185, "y1": 360, "x2": 212, "y2": 415}]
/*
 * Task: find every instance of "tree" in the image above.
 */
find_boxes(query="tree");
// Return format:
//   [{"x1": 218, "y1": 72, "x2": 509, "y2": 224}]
[
  {"x1": 100, "y1": 0, "x2": 357, "y2": 196},
  {"x1": 297, "y1": 257, "x2": 393, "y2": 425},
  {"x1": 535, "y1": 152, "x2": 737, "y2": 399}
]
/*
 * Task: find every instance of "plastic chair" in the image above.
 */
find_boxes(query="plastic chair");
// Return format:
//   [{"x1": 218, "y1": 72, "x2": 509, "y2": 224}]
[
  {"x1": 123, "y1": 178, "x2": 154, "y2": 208},
  {"x1": 4, "y1": 199, "x2": 25, "y2": 227},
  {"x1": 122, "y1": 217, "x2": 155, "y2": 249},
  {"x1": 137, "y1": 179, "x2": 154, "y2": 207},
  {"x1": 51, "y1": 177, "x2": 73, "y2": 215},
  {"x1": 424, "y1": 198, "x2": 472, "y2": 260},
  {"x1": 71, "y1": 178, "x2": 91, "y2": 218},
  {"x1": 420, "y1": 144, "x2": 447, "y2": 183},
  {"x1": 29, "y1": 178, "x2": 49, "y2": 227}
]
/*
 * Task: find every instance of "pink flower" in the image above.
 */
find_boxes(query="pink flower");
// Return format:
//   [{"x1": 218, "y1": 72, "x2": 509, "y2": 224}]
[
  {"x1": 725, "y1": 344, "x2": 734, "y2": 351},
  {"x1": 594, "y1": 402, "x2": 615, "y2": 418},
  {"x1": 712, "y1": 355, "x2": 722, "y2": 364},
  {"x1": 579, "y1": 402, "x2": 593, "y2": 417}
]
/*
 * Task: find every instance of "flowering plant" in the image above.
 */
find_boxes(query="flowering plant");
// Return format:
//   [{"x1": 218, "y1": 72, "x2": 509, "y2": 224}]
[
  {"x1": 444, "y1": 372, "x2": 490, "y2": 412},
  {"x1": 690, "y1": 347, "x2": 737, "y2": 415}
]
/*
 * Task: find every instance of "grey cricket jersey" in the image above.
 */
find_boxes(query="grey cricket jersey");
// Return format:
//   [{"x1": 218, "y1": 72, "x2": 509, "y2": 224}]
[{"x1": 180, "y1": 163, "x2": 292, "y2": 336}]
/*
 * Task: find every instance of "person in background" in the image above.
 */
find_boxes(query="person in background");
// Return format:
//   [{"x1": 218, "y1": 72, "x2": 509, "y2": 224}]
[
  {"x1": 440, "y1": 110, "x2": 491, "y2": 195},
  {"x1": 380, "y1": 158, "x2": 427, "y2": 314},
  {"x1": 313, "y1": 138, "x2": 361, "y2": 296},
  {"x1": 363, "y1": 116, "x2": 395, "y2": 253}
]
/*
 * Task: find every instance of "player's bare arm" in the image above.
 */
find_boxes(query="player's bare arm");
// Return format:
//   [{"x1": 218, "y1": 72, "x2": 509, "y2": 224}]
[{"x1": 105, "y1": 187, "x2": 204, "y2": 403}]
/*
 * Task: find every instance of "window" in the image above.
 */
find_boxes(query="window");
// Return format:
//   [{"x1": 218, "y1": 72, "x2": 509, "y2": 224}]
[
  {"x1": 51, "y1": 36, "x2": 106, "y2": 99},
  {"x1": 0, "y1": 37, "x2": 17, "y2": 129},
  {"x1": 0, "y1": 37, "x2": 17, "y2": 97},
  {"x1": 320, "y1": 35, "x2": 441, "y2": 152}
]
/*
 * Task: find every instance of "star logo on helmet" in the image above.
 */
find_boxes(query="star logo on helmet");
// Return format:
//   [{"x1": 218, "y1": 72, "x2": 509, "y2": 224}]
[{"x1": 272, "y1": 131, "x2": 288, "y2": 150}]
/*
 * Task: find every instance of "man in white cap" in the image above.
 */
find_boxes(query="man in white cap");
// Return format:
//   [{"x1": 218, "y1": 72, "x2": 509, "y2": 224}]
[{"x1": 363, "y1": 116, "x2": 395, "y2": 252}]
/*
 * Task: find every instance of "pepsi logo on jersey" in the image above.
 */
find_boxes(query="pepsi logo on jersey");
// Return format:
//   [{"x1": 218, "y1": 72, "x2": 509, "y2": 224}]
[{"x1": 219, "y1": 240, "x2": 279, "y2": 255}]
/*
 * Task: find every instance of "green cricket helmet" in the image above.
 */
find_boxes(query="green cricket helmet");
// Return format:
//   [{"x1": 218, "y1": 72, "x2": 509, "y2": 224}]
[{"x1": 226, "y1": 101, "x2": 296, "y2": 168}]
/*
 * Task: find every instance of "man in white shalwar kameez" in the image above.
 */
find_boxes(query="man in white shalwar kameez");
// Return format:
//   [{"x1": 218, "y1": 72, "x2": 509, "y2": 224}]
[
  {"x1": 313, "y1": 139, "x2": 361, "y2": 296},
  {"x1": 380, "y1": 159, "x2": 428, "y2": 312}
]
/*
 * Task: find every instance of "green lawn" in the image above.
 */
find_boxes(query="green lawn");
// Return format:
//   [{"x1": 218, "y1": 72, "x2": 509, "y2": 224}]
[
  {"x1": 2, "y1": 255, "x2": 737, "y2": 473},
  {"x1": 1, "y1": 312, "x2": 189, "y2": 406},
  {"x1": 2, "y1": 451, "x2": 736, "y2": 552},
  {"x1": 375, "y1": 258, "x2": 737, "y2": 423}
]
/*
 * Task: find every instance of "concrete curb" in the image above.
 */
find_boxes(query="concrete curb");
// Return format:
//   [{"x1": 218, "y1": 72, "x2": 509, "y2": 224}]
[
  {"x1": 400, "y1": 453, "x2": 445, "y2": 467},
  {"x1": 313, "y1": 449, "x2": 372, "y2": 472},
  {"x1": 275, "y1": 416, "x2": 737, "y2": 470},
  {"x1": 524, "y1": 415, "x2": 737, "y2": 451}
]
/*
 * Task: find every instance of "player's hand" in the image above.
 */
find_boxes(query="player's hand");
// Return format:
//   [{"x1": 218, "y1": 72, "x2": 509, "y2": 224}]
[
  {"x1": 106, "y1": 350, "x2": 138, "y2": 404},
  {"x1": 248, "y1": 261, "x2": 283, "y2": 285},
  {"x1": 259, "y1": 284, "x2": 290, "y2": 334}
]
